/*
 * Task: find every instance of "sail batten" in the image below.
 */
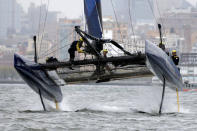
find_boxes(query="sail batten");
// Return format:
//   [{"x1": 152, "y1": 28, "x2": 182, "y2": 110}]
[{"x1": 84, "y1": 0, "x2": 103, "y2": 38}]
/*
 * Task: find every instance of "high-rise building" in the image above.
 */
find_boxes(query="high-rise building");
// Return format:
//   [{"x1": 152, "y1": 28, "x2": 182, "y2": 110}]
[
  {"x1": 0, "y1": 0, "x2": 24, "y2": 39},
  {"x1": 27, "y1": 3, "x2": 58, "y2": 36}
]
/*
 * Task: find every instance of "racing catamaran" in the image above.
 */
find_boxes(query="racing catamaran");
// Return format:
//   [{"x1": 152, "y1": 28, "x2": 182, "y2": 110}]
[{"x1": 14, "y1": 0, "x2": 195, "y2": 114}]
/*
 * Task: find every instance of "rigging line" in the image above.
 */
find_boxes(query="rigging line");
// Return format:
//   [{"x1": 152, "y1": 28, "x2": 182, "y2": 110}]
[
  {"x1": 147, "y1": 0, "x2": 165, "y2": 43},
  {"x1": 60, "y1": 30, "x2": 74, "y2": 43},
  {"x1": 37, "y1": 0, "x2": 42, "y2": 44},
  {"x1": 110, "y1": 0, "x2": 124, "y2": 43},
  {"x1": 39, "y1": 40, "x2": 71, "y2": 59},
  {"x1": 39, "y1": 30, "x2": 73, "y2": 59},
  {"x1": 108, "y1": 43, "x2": 122, "y2": 55},
  {"x1": 39, "y1": 0, "x2": 50, "y2": 59},
  {"x1": 81, "y1": 4, "x2": 86, "y2": 32},
  {"x1": 155, "y1": 0, "x2": 166, "y2": 37},
  {"x1": 147, "y1": 0, "x2": 158, "y2": 25},
  {"x1": 127, "y1": 0, "x2": 131, "y2": 50},
  {"x1": 128, "y1": 0, "x2": 137, "y2": 52}
]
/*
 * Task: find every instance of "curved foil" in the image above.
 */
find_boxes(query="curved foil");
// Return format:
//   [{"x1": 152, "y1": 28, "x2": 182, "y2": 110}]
[
  {"x1": 145, "y1": 40, "x2": 183, "y2": 90},
  {"x1": 14, "y1": 54, "x2": 63, "y2": 102}
]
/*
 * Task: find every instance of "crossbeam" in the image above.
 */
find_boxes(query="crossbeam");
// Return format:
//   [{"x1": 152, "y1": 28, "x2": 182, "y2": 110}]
[{"x1": 40, "y1": 54, "x2": 146, "y2": 70}]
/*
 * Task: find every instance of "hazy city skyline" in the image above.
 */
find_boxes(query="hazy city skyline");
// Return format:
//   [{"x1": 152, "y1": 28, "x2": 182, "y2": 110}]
[
  {"x1": 16, "y1": 0, "x2": 84, "y2": 18},
  {"x1": 0, "y1": 0, "x2": 197, "y2": 82},
  {"x1": 16, "y1": 0, "x2": 197, "y2": 19}
]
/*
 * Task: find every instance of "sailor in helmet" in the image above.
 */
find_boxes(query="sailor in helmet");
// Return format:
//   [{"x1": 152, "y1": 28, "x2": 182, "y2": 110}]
[
  {"x1": 103, "y1": 49, "x2": 108, "y2": 58},
  {"x1": 102, "y1": 49, "x2": 111, "y2": 73},
  {"x1": 171, "y1": 50, "x2": 179, "y2": 65},
  {"x1": 68, "y1": 37, "x2": 85, "y2": 62}
]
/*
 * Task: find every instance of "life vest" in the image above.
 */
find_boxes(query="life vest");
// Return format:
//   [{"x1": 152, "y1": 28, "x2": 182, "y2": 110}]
[{"x1": 171, "y1": 55, "x2": 179, "y2": 65}]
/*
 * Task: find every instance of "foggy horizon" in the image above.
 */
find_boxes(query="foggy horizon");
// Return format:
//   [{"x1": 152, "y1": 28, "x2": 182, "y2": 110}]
[
  {"x1": 16, "y1": 0, "x2": 84, "y2": 19},
  {"x1": 16, "y1": 0, "x2": 197, "y2": 19}
]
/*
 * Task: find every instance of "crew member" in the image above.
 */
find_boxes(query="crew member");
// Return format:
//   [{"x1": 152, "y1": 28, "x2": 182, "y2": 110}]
[
  {"x1": 102, "y1": 49, "x2": 111, "y2": 72},
  {"x1": 68, "y1": 37, "x2": 84, "y2": 62},
  {"x1": 171, "y1": 50, "x2": 179, "y2": 65},
  {"x1": 103, "y1": 49, "x2": 108, "y2": 58}
]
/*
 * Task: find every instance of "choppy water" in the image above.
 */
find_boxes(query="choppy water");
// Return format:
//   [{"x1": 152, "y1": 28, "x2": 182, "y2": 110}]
[{"x1": 0, "y1": 80, "x2": 197, "y2": 131}]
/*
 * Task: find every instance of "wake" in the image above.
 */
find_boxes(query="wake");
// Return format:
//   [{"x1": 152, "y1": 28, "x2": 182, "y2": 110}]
[
  {"x1": 135, "y1": 84, "x2": 190, "y2": 115},
  {"x1": 20, "y1": 85, "x2": 190, "y2": 115}
]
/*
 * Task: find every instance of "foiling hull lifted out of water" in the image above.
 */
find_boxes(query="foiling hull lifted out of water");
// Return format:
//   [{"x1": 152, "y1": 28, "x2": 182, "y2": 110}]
[
  {"x1": 14, "y1": 49, "x2": 152, "y2": 104},
  {"x1": 13, "y1": 0, "x2": 189, "y2": 113},
  {"x1": 14, "y1": 54, "x2": 63, "y2": 103},
  {"x1": 145, "y1": 40, "x2": 184, "y2": 91}
]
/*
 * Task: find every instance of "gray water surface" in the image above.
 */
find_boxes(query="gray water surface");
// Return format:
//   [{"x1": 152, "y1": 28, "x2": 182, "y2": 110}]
[{"x1": 0, "y1": 82, "x2": 197, "y2": 131}]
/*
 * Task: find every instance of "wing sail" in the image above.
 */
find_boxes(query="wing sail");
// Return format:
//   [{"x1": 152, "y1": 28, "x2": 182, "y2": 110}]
[{"x1": 84, "y1": 0, "x2": 103, "y2": 38}]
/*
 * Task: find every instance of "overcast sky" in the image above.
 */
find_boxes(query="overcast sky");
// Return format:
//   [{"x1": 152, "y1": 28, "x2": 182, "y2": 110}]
[
  {"x1": 16, "y1": 0, "x2": 84, "y2": 18},
  {"x1": 187, "y1": 0, "x2": 197, "y2": 5},
  {"x1": 16, "y1": 0, "x2": 197, "y2": 18}
]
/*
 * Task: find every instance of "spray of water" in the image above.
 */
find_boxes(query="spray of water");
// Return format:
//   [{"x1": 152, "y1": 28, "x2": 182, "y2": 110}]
[
  {"x1": 84, "y1": 103, "x2": 131, "y2": 113},
  {"x1": 136, "y1": 84, "x2": 190, "y2": 114},
  {"x1": 42, "y1": 97, "x2": 72, "y2": 111},
  {"x1": 40, "y1": 84, "x2": 190, "y2": 114}
]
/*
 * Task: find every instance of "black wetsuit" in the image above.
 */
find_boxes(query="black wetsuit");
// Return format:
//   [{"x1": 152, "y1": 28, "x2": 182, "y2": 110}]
[
  {"x1": 171, "y1": 55, "x2": 179, "y2": 65},
  {"x1": 68, "y1": 41, "x2": 83, "y2": 61}
]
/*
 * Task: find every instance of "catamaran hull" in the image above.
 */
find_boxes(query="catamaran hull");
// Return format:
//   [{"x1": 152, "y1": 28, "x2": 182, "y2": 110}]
[
  {"x1": 14, "y1": 54, "x2": 63, "y2": 102},
  {"x1": 57, "y1": 66, "x2": 152, "y2": 84},
  {"x1": 145, "y1": 40, "x2": 183, "y2": 90}
]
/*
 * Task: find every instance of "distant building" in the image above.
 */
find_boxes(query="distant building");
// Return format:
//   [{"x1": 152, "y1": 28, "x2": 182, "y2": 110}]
[
  {"x1": 191, "y1": 43, "x2": 197, "y2": 53},
  {"x1": 180, "y1": 53, "x2": 197, "y2": 83},
  {"x1": 27, "y1": 3, "x2": 58, "y2": 36},
  {"x1": 58, "y1": 18, "x2": 82, "y2": 60},
  {"x1": 103, "y1": 17, "x2": 114, "y2": 39},
  {"x1": 180, "y1": 53, "x2": 197, "y2": 66},
  {"x1": 159, "y1": 9, "x2": 197, "y2": 52},
  {"x1": 103, "y1": 17, "x2": 128, "y2": 42},
  {"x1": 24, "y1": 3, "x2": 59, "y2": 61},
  {"x1": 146, "y1": 29, "x2": 185, "y2": 54},
  {"x1": 129, "y1": 37, "x2": 145, "y2": 53},
  {"x1": 161, "y1": 33, "x2": 184, "y2": 53},
  {"x1": 0, "y1": 45, "x2": 18, "y2": 66},
  {"x1": 0, "y1": 0, "x2": 24, "y2": 39}
]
